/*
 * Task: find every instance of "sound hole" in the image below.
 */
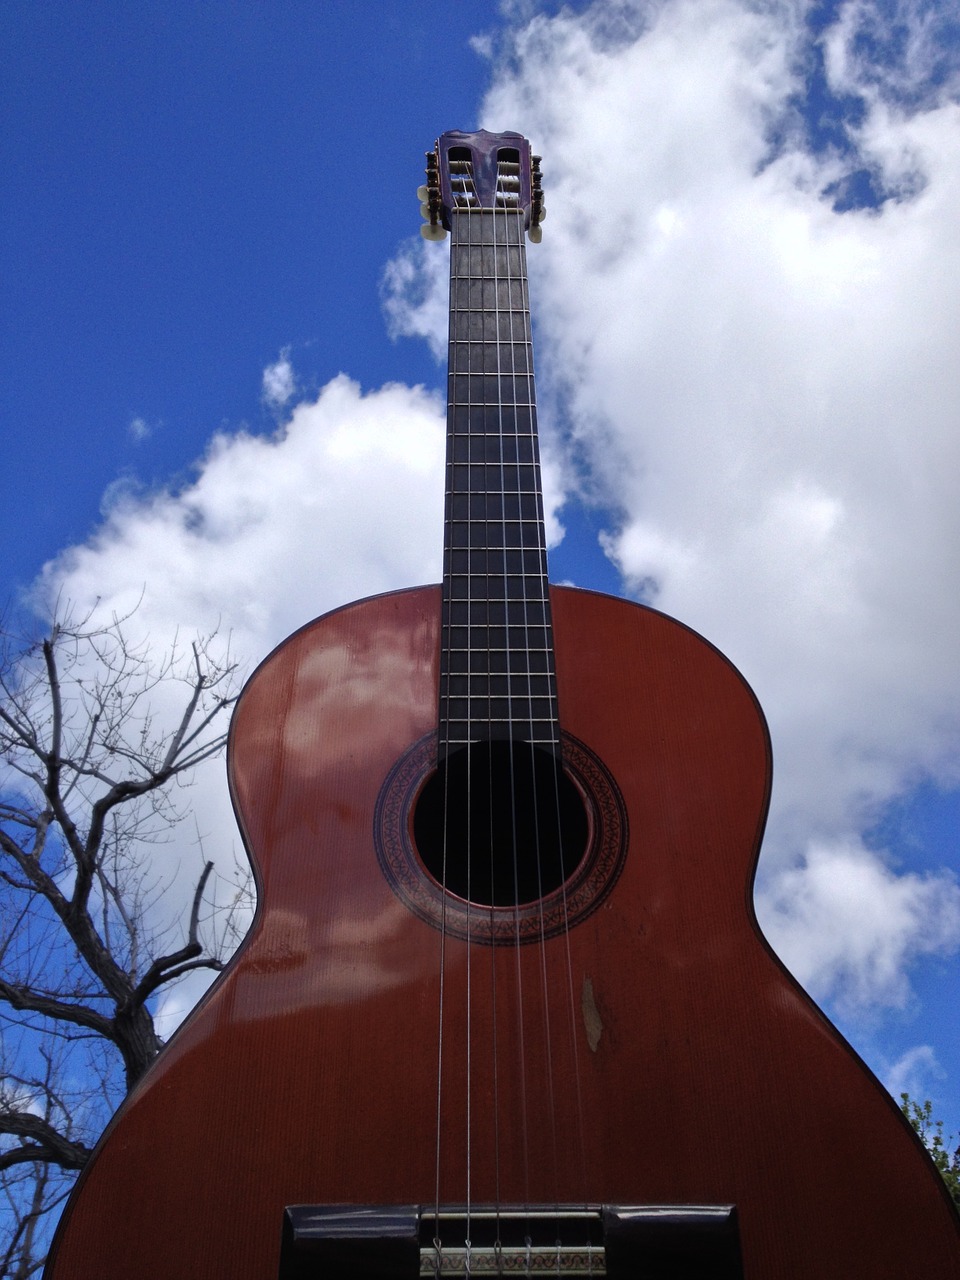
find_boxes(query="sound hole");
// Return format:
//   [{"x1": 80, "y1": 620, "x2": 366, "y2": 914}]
[
  {"x1": 413, "y1": 739, "x2": 588, "y2": 906},
  {"x1": 375, "y1": 731, "x2": 627, "y2": 945}
]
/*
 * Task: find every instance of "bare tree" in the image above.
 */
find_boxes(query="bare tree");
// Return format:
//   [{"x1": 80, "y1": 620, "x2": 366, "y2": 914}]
[{"x1": 0, "y1": 609, "x2": 246, "y2": 1274}]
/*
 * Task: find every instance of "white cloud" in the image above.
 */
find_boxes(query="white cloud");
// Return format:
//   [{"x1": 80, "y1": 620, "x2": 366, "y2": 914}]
[
  {"x1": 884, "y1": 1043, "x2": 945, "y2": 1102},
  {"x1": 40, "y1": 375, "x2": 446, "y2": 655},
  {"x1": 261, "y1": 349, "x2": 297, "y2": 409},
  {"x1": 128, "y1": 415, "x2": 152, "y2": 443},
  {"x1": 34, "y1": 0, "x2": 960, "y2": 1033},
  {"x1": 381, "y1": 240, "x2": 450, "y2": 360},
  {"x1": 452, "y1": 0, "x2": 960, "y2": 1008},
  {"x1": 34, "y1": 374, "x2": 447, "y2": 1008},
  {"x1": 757, "y1": 839, "x2": 960, "y2": 1012},
  {"x1": 825, "y1": 0, "x2": 960, "y2": 113}
]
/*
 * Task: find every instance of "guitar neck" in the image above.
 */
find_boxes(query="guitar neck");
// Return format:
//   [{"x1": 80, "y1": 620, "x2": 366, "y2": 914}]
[{"x1": 439, "y1": 207, "x2": 560, "y2": 759}]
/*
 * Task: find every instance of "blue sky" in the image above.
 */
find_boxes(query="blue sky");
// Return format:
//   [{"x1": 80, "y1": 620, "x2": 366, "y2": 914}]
[
  {"x1": 3, "y1": 0, "x2": 960, "y2": 1165},
  {"x1": 2, "y1": 2, "x2": 484, "y2": 588}
]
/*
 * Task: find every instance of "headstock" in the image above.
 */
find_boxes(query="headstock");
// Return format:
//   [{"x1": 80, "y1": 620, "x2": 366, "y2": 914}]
[{"x1": 418, "y1": 129, "x2": 545, "y2": 242}]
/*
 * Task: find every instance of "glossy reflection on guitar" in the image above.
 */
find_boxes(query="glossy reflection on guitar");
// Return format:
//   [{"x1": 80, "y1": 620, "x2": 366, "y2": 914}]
[{"x1": 46, "y1": 130, "x2": 960, "y2": 1279}]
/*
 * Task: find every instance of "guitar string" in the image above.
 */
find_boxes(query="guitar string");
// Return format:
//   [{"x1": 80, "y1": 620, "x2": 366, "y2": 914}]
[
  {"x1": 441, "y1": 167, "x2": 583, "y2": 1272},
  {"x1": 465, "y1": 188, "x2": 497, "y2": 1265},
  {"x1": 519, "y1": 197, "x2": 563, "y2": 1208},
  {"x1": 495, "y1": 188, "x2": 571, "y2": 1263},
  {"x1": 434, "y1": 179, "x2": 468, "y2": 1272},
  {"x1": 484, "y1": 191, "x2": 560, "y2": 1254},
  {"x1": 483, "y1": 195, "x2": 505, "y2": 1256},
  {"x1": 496, "y1": 186, "x2": 548, "y2": 1274},
  {"x1": 432, "y1": 218, "x2": 452, "y2": 1273},
  {"x1": 463, "y1": 196, "x2": 476, "y2": 1268},
  {"x1": 509, "y1": 198, "x2": 566, "y2": 1241},
  {"x1": 495, "y1": 193, "x2": 540, "y2": 1248},
  {"x1": 446, "y1": 195, "x2": 485, "y2": 1271},
  {"x1": 492, "y1": 198, "x2": 535, "y2": 1231},
  {"x1": 433, "y1": 757, "x2": 448, "y2": 1276},
  {"x1": 512, "y1": 174, "x2": 593, "y2": 1228},
  {"x1": 437, "y1": 142, "x2": 604, "y2": 1269},
  {"x1": 505, "y1": 176, "x2": 591, "y2": 1252},
  {"x1": 438, "y1": 198, "x2": 461, "y2": 1274},
  {"x1": 507, "y1": 190, "x2": 561, "y2": 1273},
  {"x1": 458, "y1": 193, "x2": 476, "y2": 1261},
  {"x1": 515, "y1": 162, "x2": 592, "y2": 1240},
  {"x1": 487, "y1": 190, "x2": 515, "y2": 1258},
  {"x1": 439, "y1": 193, "x2": 481, "y2": 1269},
  {"x1": 524, "y1": 221, "x2": 593, "y2": 1245}
]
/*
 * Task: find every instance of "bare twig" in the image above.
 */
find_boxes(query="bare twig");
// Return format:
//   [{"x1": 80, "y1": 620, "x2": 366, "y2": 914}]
[{"x1": 0, "y1": 608, "x2": 248, "y2": 1267}]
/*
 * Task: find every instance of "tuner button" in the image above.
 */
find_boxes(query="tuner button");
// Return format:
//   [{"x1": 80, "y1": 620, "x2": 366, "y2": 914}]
[
  {"x1": 528, "y1": 224, "x2": 543, "y2": 243},
  {"x1": 421, "y1": 223, "x2": 449, "y2": 241},
  {"x1": 420, "y1": 202, "x2": 431, "y2": 218},
  {"x1": 417, "y1": 185, "x2": 429, "y2": 202}
]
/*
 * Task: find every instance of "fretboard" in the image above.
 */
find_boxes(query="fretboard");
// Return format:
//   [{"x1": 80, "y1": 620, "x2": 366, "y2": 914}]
[{"x1": 439, "y1": 207, "x2": 559, "y2": 758}]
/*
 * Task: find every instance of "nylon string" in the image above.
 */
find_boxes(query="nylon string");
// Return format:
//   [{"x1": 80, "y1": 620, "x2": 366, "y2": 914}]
[{"x1": 433, "y1": 173, "x2": 592, "y2": 1274}]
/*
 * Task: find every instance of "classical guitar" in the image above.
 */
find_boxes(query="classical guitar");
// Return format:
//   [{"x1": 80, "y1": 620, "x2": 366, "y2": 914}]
[{"x1": 46, "y1": 130, "x2": 960, "y2": 1279}]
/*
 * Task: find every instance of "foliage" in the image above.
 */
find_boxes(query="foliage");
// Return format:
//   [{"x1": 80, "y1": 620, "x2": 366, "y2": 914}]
[
  {"x1": 0, "y1": 609, "x2": 247, "y2": 1275},
  {"x1": 900, "y1": 1093, "x2": 960, "y2": 1210}
]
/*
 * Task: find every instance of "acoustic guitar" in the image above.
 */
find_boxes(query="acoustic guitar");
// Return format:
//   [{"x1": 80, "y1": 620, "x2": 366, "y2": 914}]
[{"x1": 46, "y1": 129, "x2": 960, "y2": 1278}]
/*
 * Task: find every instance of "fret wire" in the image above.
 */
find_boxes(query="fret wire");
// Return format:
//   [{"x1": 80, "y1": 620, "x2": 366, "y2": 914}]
[{"x1": 441, "y1": 206, "x2": 559, "y2": 752}]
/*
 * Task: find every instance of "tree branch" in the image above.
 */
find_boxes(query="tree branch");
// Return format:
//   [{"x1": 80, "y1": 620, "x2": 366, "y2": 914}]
[
  {"x1": 0, "y1": 982, "x2": 113, "y2": 1039},
  {"x1": 126, "y1": 861, "x2": 219, "y2": 1012},
  {"x1": 0, "y1": 608, "x2": 246, "y2": 1259},
  {"x1": 0, "y1": 1113, "x2": 91, "y2": 1173}
]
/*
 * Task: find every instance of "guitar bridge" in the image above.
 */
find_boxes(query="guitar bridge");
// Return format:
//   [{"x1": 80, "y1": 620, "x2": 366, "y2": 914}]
[{"x1": 279, "y1": 1203, "x2": 743, "y2": 1278}]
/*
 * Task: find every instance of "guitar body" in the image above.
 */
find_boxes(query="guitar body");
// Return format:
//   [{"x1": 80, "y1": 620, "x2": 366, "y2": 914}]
[{"x1": 45, "y1": 584, "x2": 960, "y2": 1278}]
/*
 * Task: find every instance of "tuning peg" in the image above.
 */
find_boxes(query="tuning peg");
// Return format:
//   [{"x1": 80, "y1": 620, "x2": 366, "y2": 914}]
[
  {"x1": 528, "y1": 224, "x2": 543, "y2": 244},
  {"x1": 417, "y1": 185, "x2": 429, "y2": 202},
  {"x1": 420, "y1": 202, "x2": 431, "y2": 219},
  {"x1": 421, "y1": 222, "x2": 448, "y2": 242}
]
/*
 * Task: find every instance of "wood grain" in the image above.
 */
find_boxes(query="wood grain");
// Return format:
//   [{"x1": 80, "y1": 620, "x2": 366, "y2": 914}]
[{"x1": 45, "y1": 585, "x2": 960, "y2": 1278}]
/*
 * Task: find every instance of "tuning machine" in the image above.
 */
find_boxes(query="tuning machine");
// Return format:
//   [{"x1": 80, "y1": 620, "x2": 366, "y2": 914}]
[
  {"x1": 528, "y1": 153, "x2": 545, "y2": 242},
  {"x1": 419, "y1": 149, "x2": 448, "y2": 241}
]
